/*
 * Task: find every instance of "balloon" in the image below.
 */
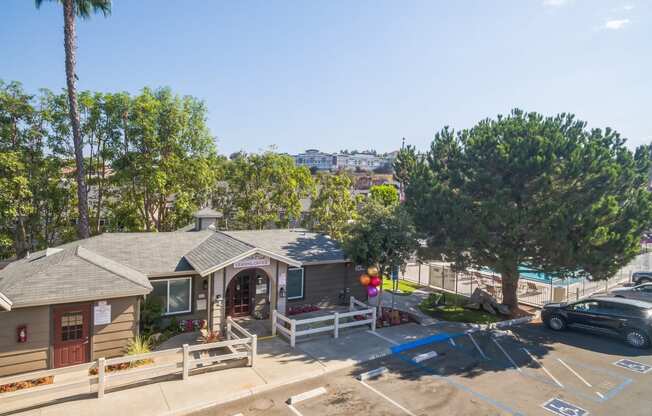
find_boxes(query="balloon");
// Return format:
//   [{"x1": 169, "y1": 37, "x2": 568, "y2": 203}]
[
  {"x1": 359, "y1": 274, "x2": 371, "y2": 286},
  {"x1": 367, "y1": 266, "x2": 379, "y2": 277},
  {"x1": 367, "y1": 286, "x2": 378, "y2": 297},
  {"x1": 370, "y1": 276, "x2": 381, "y2": 287}
]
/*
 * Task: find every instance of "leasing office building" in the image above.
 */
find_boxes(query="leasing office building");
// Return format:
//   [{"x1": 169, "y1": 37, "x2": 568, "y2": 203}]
[{"x1": 0, "y1": 209, "x2": 365, "y2": 376}]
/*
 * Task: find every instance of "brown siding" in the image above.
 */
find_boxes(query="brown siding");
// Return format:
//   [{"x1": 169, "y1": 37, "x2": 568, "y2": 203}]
[
  {"x1": 287, "y1": 262, "x2": 366, "y2": 307},
  {"x1": 91, "y1": 297, "x2": 138, "y2": 360},
  {"x1": 0, "y1": 306, "x2": 50, "y2": 377}
]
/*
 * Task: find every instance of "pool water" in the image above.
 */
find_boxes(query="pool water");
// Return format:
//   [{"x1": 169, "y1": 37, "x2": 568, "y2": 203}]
[{"x1": 482, "y1": 266, "x2": 583, "y2": 285}]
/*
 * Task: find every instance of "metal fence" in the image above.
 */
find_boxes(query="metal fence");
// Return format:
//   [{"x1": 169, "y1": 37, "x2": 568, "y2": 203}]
[{"x1": 402, "y1": 251, "x2": 651, "y2": 308}]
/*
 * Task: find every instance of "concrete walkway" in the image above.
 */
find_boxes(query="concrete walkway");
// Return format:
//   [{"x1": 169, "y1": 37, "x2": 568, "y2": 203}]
[
  {"x1": 378, "y1": 288, "x2": 439, "y2": 325},
  {"x1": 7, "y1": 323, "x2": 451, "y2": 416}
]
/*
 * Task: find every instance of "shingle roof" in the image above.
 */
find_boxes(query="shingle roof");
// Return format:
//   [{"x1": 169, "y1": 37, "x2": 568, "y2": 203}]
[
  {"x1": 0, "y1": 246, "x2": 152, "y2": 309},
  {"x1": 224, "y1": 229, "x2": 347, "y2": 264},
  {"x1": 184, "y1": 233, "x2": 255, "y2": 275},
  {"x1": 54, "y1": 230, "x2": 214, "y2": 275}
]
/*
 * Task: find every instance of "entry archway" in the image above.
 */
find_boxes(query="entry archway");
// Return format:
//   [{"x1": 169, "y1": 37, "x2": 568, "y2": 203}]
[{"x1": 225, "y1": 268, "x2": 270, "y2": 318}]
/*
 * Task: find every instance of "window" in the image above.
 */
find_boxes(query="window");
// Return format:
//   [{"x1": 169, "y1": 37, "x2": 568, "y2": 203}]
[
  {"x1": 286, "y1": 268, "x2": 304, "y2": 300},
  {"x1": 571, "y1": 301, "x2": 600, "y2": 313},
  {"x1": 61, "y1": 311, "x2": 83, "y2": 341},
  {"x1": 150, "y1": 277, "x2": 192, "y2": 315}
]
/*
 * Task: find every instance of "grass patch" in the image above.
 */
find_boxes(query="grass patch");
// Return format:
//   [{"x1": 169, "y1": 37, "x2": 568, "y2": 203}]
[
  {"x1": 382, "y1": 278, "x2": 422, "y2": 295},
  {"x1": 418, "y1": 292, "x2": 502, "y2": 324}
]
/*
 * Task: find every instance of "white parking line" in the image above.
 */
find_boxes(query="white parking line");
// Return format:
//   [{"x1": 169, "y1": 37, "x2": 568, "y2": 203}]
[
  {"x1": 557, "y1": 358, "x2": 592, "y2": 387},
  {"x1": 522, "y1": 348, "x2": 564, "y2": 388},
  {"x1": 413, "y1": 351, "x2": 438, "y2": 363},
  {"x1": 492, "y1": 338, "x2": 522, "y2": 373},
  {"x1": 468, "y1": 333, "x2": 488, "y2": 359},
  {"x1": 358, "y1": 379, "x2": 418, "y2": 416},
  {"x1": 449, "y1": 338, "x2": 456, "y2": 347},
  {"x1": 286, "y1": 387, "x2": 327, "y2": 416},
  {"x1": 367, "y1": 330, "x2": 399, "y2": 345}
]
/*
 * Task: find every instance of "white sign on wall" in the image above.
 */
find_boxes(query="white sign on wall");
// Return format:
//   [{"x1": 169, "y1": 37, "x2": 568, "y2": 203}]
[
  {"x1": 233, "y1": 254, "x2": 270, "y2": 269},
  {"x1": 94, "y1": 302, "x2": 111, "y2": 326}
]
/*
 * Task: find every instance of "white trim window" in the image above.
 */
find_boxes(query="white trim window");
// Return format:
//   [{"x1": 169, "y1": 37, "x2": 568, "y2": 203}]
[
  {"x1": 286, "y1": 267, "x2": 304, "y2": 300},
  {"x1": 150, "y1": 277, "x2": 192, "y2": 315}
]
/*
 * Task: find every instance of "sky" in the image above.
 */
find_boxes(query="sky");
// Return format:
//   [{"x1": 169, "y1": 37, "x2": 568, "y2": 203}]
[{"x1": 1, "y1": 0, "x2": 650, "y2": 156}]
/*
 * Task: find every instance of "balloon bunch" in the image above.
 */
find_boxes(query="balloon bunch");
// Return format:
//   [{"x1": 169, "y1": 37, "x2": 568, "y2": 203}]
[{"x1": 359, "y1": 266, "x2": 381, "y2": 298}]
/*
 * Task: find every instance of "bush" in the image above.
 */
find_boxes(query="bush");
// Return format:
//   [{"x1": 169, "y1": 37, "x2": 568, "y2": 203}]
[{"x1": 140, "y1": 297, "x2": 164, "y2": 334}]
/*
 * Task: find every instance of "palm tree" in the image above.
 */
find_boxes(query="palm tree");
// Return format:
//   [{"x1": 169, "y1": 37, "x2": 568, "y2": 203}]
[{"x1": 35, "y1": 0, "x2": 111, "y2": 239}]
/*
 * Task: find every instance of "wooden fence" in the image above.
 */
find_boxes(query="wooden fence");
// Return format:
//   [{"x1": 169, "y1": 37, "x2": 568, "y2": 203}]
[
  {"x1": 0, "y1": 317, "x2": 256, "y2": 411},
  {"x1": 272, "y1": 297, "x2": 376, "y2": 347}
]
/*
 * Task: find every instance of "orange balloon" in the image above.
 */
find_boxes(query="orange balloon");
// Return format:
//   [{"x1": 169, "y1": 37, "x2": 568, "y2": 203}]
[
  {"x1": 367, "y1": 266, "x2": 379, "y2": 277},
  {"x1": 359, "y1": 274, "x2": 371, "y2": 286}
]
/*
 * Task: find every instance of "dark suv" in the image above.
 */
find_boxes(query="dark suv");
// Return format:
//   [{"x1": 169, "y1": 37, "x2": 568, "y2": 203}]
[
  {"x1": 632, "y1": 272, "x2": 652, "y2": 285},
  {"x1": 542, "y1": 297, "x2": 652, "y2": 348}
]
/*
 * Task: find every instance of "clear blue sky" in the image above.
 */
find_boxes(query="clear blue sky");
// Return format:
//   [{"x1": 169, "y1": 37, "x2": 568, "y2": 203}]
[{"x1": 1, "y1": 0, "x2": 650, "y2": 156}]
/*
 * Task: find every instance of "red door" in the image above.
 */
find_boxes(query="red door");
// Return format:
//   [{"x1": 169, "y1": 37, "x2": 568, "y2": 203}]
[
  {"x1": 226, "y1": 274, "x2": 252, "y2": 317},
  {"x1": 53, "y1": 304, "x2": 91, "y2": 368}
]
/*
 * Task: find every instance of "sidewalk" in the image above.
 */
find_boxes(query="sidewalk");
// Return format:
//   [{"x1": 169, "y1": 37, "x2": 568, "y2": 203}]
[
  {"x1": 7, "y1": 323, "x2": 450, "y2": 416},
  {"x1": 378, "y1": 288, "x2": 439, "y2": 325}
]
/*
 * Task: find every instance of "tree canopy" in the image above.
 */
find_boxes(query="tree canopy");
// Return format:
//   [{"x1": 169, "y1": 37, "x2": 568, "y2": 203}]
[
  {"x1": 308, "y1": 172, "x2": 357, "y2": 241},
  {"x1": 403, "y1": 110, "x2": 652, "y2": 309},
  {"x1": 343, "y1": 201, "x2": 419, "y2": 307},
  {"x1": 369, "y1": 184, "x2": 399, "y2": 207}
]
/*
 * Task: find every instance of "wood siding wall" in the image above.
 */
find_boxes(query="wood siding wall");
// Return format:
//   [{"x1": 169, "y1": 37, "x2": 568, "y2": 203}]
[
  {"x1": 0, "y1": 306, "x2": 50, "y2": 377},
  {"x1": 287, "y1": 262, "x2": 366, "y2": 307},
  {"x1": 91, "y1": 297, "x2": 138, "y2": 360}
]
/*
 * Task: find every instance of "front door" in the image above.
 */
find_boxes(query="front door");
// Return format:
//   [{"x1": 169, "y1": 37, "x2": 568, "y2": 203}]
[
  {"x1": 226, "y1": 274, "x2": 252, "y2": 317},
  {"x1": 53, "y1": 303, "x2": 91, "y2": 368}
]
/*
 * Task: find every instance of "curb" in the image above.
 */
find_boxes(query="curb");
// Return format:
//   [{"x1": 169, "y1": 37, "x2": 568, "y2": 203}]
[{"x1": 163, "y1": 349, "x2": 393, "y2": 416}]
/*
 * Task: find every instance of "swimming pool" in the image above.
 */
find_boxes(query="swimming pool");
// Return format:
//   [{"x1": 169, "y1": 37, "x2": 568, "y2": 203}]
[{"x1": 483, "y1": 266, "x2": 583, "y2": 285}]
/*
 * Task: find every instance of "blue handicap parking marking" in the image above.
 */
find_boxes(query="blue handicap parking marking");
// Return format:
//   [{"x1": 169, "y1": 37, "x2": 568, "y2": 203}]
[
  {"x1": 613, "y1": 359, "x2": 652, "y2": 374},
  {"x1": 542, "y1": 398, "x2": 589, "y2": 416}
]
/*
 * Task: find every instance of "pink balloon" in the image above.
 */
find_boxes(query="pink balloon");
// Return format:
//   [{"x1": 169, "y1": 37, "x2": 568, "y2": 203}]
[
  {"x1": 370, "y1": 276, "x2": 381, "y2": 287},
  {"x1": 367, "y1": 286, "x2": 379, "y2": 297}
]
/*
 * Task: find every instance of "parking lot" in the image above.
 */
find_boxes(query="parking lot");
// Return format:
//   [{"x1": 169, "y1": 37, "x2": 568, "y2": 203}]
[{"x1": 195, "y1": 322, "x2": 652, "y2": 416}]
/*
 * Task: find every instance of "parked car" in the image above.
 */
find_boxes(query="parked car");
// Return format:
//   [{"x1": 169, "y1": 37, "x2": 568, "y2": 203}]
[
  {"x1": 542, "y1": 297, "x2": 652, "y2": 348},
  {"x1": 631, "y1": 272, "x2": 652, "y2": 285},
  {"x1": 610, "y1": 283, "x2": 652, "y2": 302}
]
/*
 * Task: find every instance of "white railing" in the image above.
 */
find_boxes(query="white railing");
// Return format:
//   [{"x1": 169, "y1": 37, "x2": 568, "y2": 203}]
[
  {"x1": 0, "y1": 317, "x2": 256, "y2": 411},
  {"x1": 272, "y1": 297, "x2": 376, "y2": 347}
]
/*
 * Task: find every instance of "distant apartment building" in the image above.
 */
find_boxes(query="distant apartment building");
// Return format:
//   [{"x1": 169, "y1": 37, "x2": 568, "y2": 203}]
[
  {"x1": 293, "y1": 149, "x2": 394, "y2": 172},
  {"x1": 294, "y1": 149, "x2": 338, "y2": 171}
]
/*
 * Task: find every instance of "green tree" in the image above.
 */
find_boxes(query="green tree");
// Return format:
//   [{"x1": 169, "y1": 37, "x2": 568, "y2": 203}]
[
  {"x1": 343, "y1": 201, "x2": 419, "y2": 310},
  {"x1": 35, "y1": 0, "x2": 112, "y2": 239},
  {"x1": 309, "y1": 172, "x2": 357, "y2": 241},
  {"x1": 0, "y1": 152, "x2": 33, "y2": 258},
  {"x1": 393, "y1": 144, "x2": 418, "y2": 189},
  {"x1": 111, "y1": 87, "x2": 219, "y2": 231},
  {"x1": 369, "y1": 184, "x2": 399, "y2": 207},
  {"x1": 226, "y1": 152, "x2": 315, "y2": 229},
  {"x1": 403, "y1": 110, "x2": 652, "y2": 310}
]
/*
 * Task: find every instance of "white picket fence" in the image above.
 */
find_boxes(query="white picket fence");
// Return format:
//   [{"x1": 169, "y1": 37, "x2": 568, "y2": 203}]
[
  {"x1": 0, "y1": 317, "x2": 256, "y2": 411},
  {"x1": 272, "y1": 297, "x2": 376, "y2": 347}
]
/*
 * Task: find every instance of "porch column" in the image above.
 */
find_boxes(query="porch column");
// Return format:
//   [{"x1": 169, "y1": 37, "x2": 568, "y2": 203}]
[{"x1": 211, "y1": 269, "x2": 226, "y2": 333}]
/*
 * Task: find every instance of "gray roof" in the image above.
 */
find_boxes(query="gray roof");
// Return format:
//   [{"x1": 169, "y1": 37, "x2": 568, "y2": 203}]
[
  {"x1": 0, "y1": 227, "x2": 347, "y2": 309},
  {"x1": 224, "y1": 229, "x2": 347, "y2": 264},
  {"x1": 54, "y1": 230, "x2": 214, "y2": 275},
  {"x1": 0, "y1": 246, "x2": 152, "y2": 309},
  {"x1": 184, "y1": 233, "x2": 255, "y2": 275}
]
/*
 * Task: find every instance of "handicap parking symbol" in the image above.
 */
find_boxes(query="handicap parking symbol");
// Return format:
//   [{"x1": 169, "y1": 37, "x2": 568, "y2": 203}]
[
  {"x1": 614, "y1": 359, "x2": 652, "y2": 374},
  {"x1": 542, "y1": 398, "x2": 589, "y2": 416}
]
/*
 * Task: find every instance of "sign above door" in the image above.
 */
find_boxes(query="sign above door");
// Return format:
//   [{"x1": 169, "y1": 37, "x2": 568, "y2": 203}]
[{"x1": 234, "y1": 254, "x2": 270, "y2": 269}]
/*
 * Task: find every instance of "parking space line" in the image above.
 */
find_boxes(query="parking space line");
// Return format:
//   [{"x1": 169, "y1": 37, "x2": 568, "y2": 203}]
[
  {"x1": 367, "y1": 330, "x2": 399, "y2": 345},
  {"x1": 557, "y1": 358, "x2": 592, "y2": 387},
  {"x1": 492, "y1": 338, "x2": 522, "y2": 372},
  {"x1": 468, "y1": 333, "x2": 488, "y2": 359},
  {"x1": 522, "y1": 348, "x2": 564, "y2": 388},
  {"x1": 286, "y1": 404, "x2": 304, "y2": 416},
  {"x1": 449, "y1": 338, "x2": 456, "y2": 347},
  {"x1": 358, "y1": 379, "x2": 418, "y2": 416}
]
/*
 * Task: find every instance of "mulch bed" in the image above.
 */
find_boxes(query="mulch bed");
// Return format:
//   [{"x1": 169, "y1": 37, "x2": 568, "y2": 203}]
[
  {"x1": 88, "y1": 359, "x2": 154, "y2": 375},
  {"x1": 0, "y1": 376, "x2": 54, "y2": 393}
]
